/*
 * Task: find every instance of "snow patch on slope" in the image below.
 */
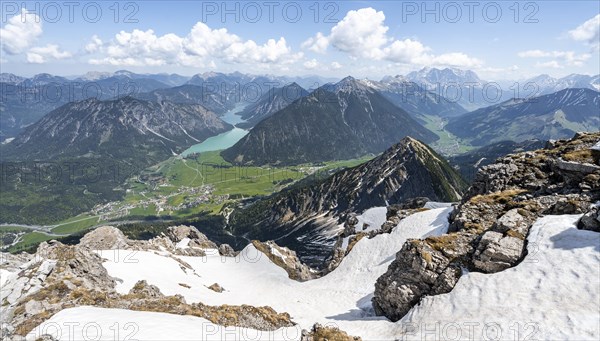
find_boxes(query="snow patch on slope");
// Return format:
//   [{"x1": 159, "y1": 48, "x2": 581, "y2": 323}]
[
  {"x1": 27, "y1": 212, "x2": 600, "y2": 340},
  {"x1": 401, "y1": 214, "x2": 600, "y2": 340}
]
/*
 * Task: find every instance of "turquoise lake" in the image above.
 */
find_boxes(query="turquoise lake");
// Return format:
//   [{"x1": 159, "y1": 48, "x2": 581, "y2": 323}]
[{"x1": 181, "y1": 103, "x2": 249, "y2": 156}]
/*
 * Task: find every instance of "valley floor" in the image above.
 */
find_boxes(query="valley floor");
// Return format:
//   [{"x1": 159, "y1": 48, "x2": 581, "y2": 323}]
[{"x1": 22, "y1": 209, "x2": 600, "y2": 340}]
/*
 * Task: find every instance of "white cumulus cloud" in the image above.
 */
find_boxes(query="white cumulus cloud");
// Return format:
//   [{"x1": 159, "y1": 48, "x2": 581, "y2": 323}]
[
  {"x1": 519, "y1": 49, "x2": 591, "y2": 67},
  {"x1": 330, "y1": 61, "x2": 342, "y2": 69},
  {"x1": 27, "y1": 44, "x2": 72, "y2": 64},
  {"x1": 0, "y1": 9, "x2": 42, "y2": 55},
  {"x1": 88, "y1": 22, "x2": 302, "y2": 67},
  {"x1": 302, "y1": 7, "x2": 482, "y2": 68},
  {"x1": 303, "y1": 59, "x2": 319, "y2": 70},
  {"x1": 569, "y1": 14, "x2": 600, "y2": 48}
]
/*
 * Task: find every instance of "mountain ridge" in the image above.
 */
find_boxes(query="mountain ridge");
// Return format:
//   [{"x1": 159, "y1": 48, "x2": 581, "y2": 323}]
[{"x1": 222, "y1": 78, "x2": 438, "y2": 165}]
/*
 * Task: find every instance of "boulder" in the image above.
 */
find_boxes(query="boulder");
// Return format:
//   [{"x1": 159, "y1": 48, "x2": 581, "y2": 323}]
[
  {"x1": 372, "y1": 239, "x2": 462, "y2": 321},
  {"x1": 167, "y1": 225, "x2": 217, "y2": 249},
  {"x1": 207, "y1": 283, "x2": 224, "y2": 293},
  {"x1": 128, "y1": 280, "x2": 164, "y2": 298},
  {"x1": 496, "y1": 209, "x2": 528, "y2": 236},
  {"x1": 79, "y1": 226, "x2": 130, "y2": 250},
  {"x1": 578, "y1": 206, "x2": 600, "y2": 232},
  {"x1": 218, "y1": 244, "x2": 237, "y2": 257},
  {"x1": 473, "y1": 231, "x2": 525, "y2": 273}
]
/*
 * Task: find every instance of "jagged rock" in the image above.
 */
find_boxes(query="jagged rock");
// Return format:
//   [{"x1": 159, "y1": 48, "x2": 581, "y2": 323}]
[
  {"x1": 128, "y1": 280, "x2": 163, "y2": 298},
  {"x1": 218, "y1": 243, "x2": 237, "y2": 257},
  {"x1": 394, "y1": 197, "x2": 430, "y2": 210},
  {"x1": 578, "y1": 205, "x2": 600, "y2": 232},
  {"x1": 555, "y1": 159, "x2": 600, "y2": 173},
  {"x1": 343, "y1": 214, "x2": 358, "y2": 237},
  {"x1": 251, "y1": 240, "x2": 316, "y2": 281},
  {"x1": 547, "y1": 196, "x2": 588, "y2": 215},
  {"x1": 79, "y1": 226, "x2": 130, "y2": 250},
  {"x1": 0, "y1": 253, "x2": 32, "y2": 272},
  {"x1": 207, "y1": 283, "x2": 224, "y2": 293},
  {"x1": 496, "y1": 209, "x2": 528, "y2": 236},
  {"x1": 167, "y1": 225, "x2": 218, "y2": 249},
  {"x1": 376, "y1": 201, "x2": 432, "y2": 236},
  {"x1": 473, "y1": 232, "x2": 525, "y2": 273},
  {"x1": 323, "y1": 245, "x2": 345, "y2": 275},
  {"x1": 373, "y1": 240, "x2": 461, "y2": 321},
  {"x1": 24, "y1": 299, "x2": 43, "y2": 315}
]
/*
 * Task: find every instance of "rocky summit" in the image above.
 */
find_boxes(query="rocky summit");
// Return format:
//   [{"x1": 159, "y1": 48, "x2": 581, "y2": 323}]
[
  {"x1": 372, "y1": 131, "x2": 600, "y2": 321},
  {"x1": 230, "y1": 136, "x2": 467, "y2": 267}
]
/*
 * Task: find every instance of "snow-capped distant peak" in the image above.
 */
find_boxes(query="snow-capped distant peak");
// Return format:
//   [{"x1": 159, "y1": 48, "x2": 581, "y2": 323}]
[{"x1": 79, "y1": 71, "x2": 113, "y2": 81}]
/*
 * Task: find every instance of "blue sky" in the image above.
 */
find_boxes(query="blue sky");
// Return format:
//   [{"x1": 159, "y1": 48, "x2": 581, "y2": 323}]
[{"x1": 1, "y1": 1, "x2": 599, "y2": 80}]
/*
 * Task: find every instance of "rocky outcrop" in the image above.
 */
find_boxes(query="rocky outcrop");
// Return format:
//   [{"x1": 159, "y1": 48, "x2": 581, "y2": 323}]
[
  {"x1": 80, "y1": 225, "x2": 220, "y2": 257},
  {"x1": 472, "y1": 231, "x2": 524, "y2": 272},
  {"x1": 373, "y1": 132, "x2": 600, "y2": 321},
  {"x1": 218, "y1": 243, "x2": 237, "y2": 257},
  {"x1": 251, "y1": 240, "x2": 317, "y2": 281},
  {"x1": 324, "y1": 199, "x2": 433, "y2": 276},
  {"x1": 207, "y1": 283, "x2": 224, "y2": 293},
  {"x1": 578, "y1": 205, "x2": 600, "y2": 232},
  {"x1": 79, "y1": 226, "x2": 130, "y2": 249},
  {"x1": 301, "y1": 323, "x2": 362, "y2": 341},
  {"x1": 166, "y1": 225, "x2": 218, "y2": 249},
  {"x1": 1, "y1": 227, "x2": 293, "y2": 339}
]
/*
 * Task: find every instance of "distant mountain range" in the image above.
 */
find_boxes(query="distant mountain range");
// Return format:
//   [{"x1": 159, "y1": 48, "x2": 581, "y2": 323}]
[
  {"x1": 0, "y1": 73, "x2": 170, "y2": 139},
  {"x1": 236, "y1": 83, "x2": 309, "y2": 129},
  {"x1": 0, "y1": 96, "x2": 231, "y2": 224},
  {"x1": 2, "y1": 97, "x2": 231, "y2": 165},
  {"x1": 446, "y1": 88, "x2": 600, "y2": 146},
  {"x1": 404, "y1": 67, "x2": 600, "y2": 111},
  {"x1": 221, "y1": 77, "x2": 438, "y2": 165},
  {"x1": 365, "y1": 76, "x2": 467, "y2": 121},
  {"x1": 230, "y1": 136, "x2": 467, "y2": 266},
  {"x1": 522, "y1": 74, "x2": 600, "y2": 96},
  {"x1": 0, "y1": 71, "x2": 336, "y2": 140},
  {"x1": 405, "y1": 67, "x2": 490, "y2": 110}
]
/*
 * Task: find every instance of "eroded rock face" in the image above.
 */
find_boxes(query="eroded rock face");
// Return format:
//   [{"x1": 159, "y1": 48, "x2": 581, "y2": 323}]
[
  {"x1": 373, "y1": 238, "x2": 464, "y2": 321},
  {"x1": 218, "y1": 243, "x2": 237, "y2": 257},
  {"x1": 251, "y1": 240, "x2": 316, "y2": 281},
  {"x1": 578, "y1": 205, "x2": 600, "y2": 232},
  {"x1": 373, "y1": 132, "x2": 600, "y2": 322},
  {"x1": 166, "y1": 225, "x2": 218, "y2": 249},
  {"x1": 473, "y1": 231, "x2": 524, "y2": 272}
]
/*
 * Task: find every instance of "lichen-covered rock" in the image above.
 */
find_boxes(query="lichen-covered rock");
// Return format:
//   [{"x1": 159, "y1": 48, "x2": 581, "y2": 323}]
[
  {"x1": 496, "y1": 209, "x2": 528, "y2": 236},
  {"x1": 128, "y1": 280, "x2": 163, "y2": 298}
]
